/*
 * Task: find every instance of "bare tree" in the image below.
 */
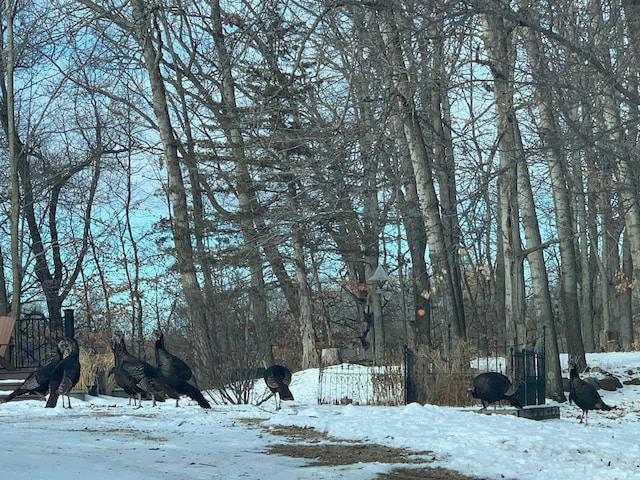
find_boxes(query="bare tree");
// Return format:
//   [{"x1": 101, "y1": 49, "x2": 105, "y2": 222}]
[
  {"x1": 4, "y1": 0, "x2": 21, "y2": 320},
  {"x1": 0, "y1": 3, "x2": 105, "y2": 335},
  {"x1": 479, "y1": 0, "x2": 527, "y2": 352},
  {"x1": 374, "y1": 3, "x2": 466, "y2": 342}
]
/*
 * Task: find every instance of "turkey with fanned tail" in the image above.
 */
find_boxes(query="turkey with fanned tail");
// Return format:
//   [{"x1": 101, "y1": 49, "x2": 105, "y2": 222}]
[
  {"x1": 153, "y1": 329, "x2": 210, "y2": 409},
  {"x1": 264, "y1": 364, "x2": 293, "y2": 409}
]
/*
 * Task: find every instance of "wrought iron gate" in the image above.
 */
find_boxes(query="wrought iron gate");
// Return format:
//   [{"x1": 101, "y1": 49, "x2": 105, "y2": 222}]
[{"x1": 7, "y1": 309, "x2": 75, "y2": 369}]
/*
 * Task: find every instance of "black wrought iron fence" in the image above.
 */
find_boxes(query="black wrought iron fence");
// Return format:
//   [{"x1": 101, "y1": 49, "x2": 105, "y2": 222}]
[
  {"x1": 512, "y1": 348, "x2": 546, "y2": 406},
  {"x1": 317, "y1": 339, "x2": 547, "y2": 407},
  {"x1": 8, "y1": 309, "x2": 76, "y2": 369},
  {"x1": 404, "y1": 341, "x2": 547, "y2": 407}
]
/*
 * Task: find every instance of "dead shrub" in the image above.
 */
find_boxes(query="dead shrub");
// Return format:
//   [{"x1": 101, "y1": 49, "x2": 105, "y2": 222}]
[{"x1": 408, "y1": 342, "x2": 477, "y2": 407}]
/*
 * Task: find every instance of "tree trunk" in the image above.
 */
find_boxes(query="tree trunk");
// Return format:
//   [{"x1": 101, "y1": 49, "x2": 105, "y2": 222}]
[
  {"x1": 429, "y1": 32, "x2": 467, "y2": 343},
  {"x1": 0, "y1": 246, "x2": 10, "y2": 315},
  {"x1": 615, "y1": 152, "x2": 640, "y2": 350},
  {"x1": 376, "y1": 8, "x2": 465, "y2": 340},
  {"x1": 5, "y1": 0, "x2": 21, "y2": 321},
  {"x1": 518, "y1": 12, "x2": 572, "y2": 399},
  {"x1": 397, "y1": 170, "x2": 432, "y2": 347},
  {"x1": 293, "y1": 232, "x2": 319, "y2": 369},
  {"x1": 575, "y1": 153, "x2": 595, "y2": 352},
  {"x1": 620, "y1": 0, "x2": 640, "y2": 302},
  {"x1": 129, "y1": 0, "x2": 215, "y2": 364},
  {"x1": 168, "y1": 55, "x2": 220, "y2": 355},
  {"x1": 480, "y1": 4, "x2": 526, "y2": 350},
  {"x1": 209, "y1": 0, "x2": 274, "y2": 366},
  {"x1": 587, "y1": 0, "x2": 631, "y2": 352}
]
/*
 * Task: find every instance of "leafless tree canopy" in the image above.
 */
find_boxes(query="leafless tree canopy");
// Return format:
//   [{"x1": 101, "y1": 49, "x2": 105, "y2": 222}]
[{"x1": 0, "y1": 0, "x2": 639, "y2": 398}]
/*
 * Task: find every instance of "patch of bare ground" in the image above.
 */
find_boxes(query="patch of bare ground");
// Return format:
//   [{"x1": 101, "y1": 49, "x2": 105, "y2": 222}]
[{"x1": 253, "y1": 422, "x2": 485, "y2": 480}]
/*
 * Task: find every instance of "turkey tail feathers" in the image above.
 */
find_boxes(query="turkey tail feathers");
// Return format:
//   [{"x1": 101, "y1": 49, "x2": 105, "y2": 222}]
[
  {"x1": 180, "y1": 382, "x2": 211, "y2": 409},
  {"x1": 45, "y1": 390, "x2": 60, "y2": 408},
  {"x1": 279, "y1": 384, "x2": 294, "y2": 401},
  {"x1": 3, "y1": 389, "x2": 27, "y2": 403}
]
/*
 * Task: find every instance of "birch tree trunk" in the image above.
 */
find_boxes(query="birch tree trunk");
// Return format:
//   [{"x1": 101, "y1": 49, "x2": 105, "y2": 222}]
[
  {"x1": 208, "y1": 0, "x2": 274, "y2": 366},
  {"x1": 376, "y1": 6, "x2": 466, "y2": 340},
  {"x1": 480, "y1": 4, "x2": 526, "y2": 350},
  {"x1": 293, "y1": 228, "x2": 319, "y2": 369}
]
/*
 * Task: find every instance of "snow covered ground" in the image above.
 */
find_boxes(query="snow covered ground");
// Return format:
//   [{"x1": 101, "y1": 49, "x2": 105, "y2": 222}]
[{"x1": 2, "y1": 351, "x2": 640, "y2": 480}]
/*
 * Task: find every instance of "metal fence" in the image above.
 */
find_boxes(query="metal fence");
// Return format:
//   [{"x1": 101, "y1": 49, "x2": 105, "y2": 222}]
[
  {"x1": 318, "y1": 363, "x2": 405, "y2": 406},
  {"x1": 318, "y1": 341, "x2": 547, "y2": 407},
  {"x1": 513, "y1": 348, "x2": 546, "y2": 406},
  {"x1": 5, "y1": 310, "x2": 75, "y2": 370}
]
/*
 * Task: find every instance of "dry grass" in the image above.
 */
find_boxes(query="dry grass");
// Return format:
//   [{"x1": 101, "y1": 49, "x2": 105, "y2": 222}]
[
  {"x1": 78, "y1": 348, "x2": 114, "y2": 392},
  {"x1": 259, "y1": 424, "x2": 483, "y2": 479},
  {"x1": 409, "y1": 343, "x2": 478, "y2": 407},
  {"x1": 264, "y1": 424, "x2": 433, "y2": 466}
]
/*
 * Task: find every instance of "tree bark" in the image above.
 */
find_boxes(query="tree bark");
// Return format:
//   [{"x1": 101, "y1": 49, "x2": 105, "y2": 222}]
[
  {"x1": 4, "y1": 0, "x2": 21, "y2": 322},
  {"x1": 127, "y1": 0, "x2": 216, "y2": 365},
  {"x1": 376, "y1": 6, "x2": 466, "y2": 340},
  {"x1": 480, "y1": 3, "x2": 526, "y2": 351},
  {"x1": 293, "y1": 229, "x2": 319, "y2": 369}
]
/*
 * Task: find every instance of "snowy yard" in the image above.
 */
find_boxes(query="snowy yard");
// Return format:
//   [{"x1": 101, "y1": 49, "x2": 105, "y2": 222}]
[{"x1": 2, "y1": 352, "x2": 640, "y2": 480}]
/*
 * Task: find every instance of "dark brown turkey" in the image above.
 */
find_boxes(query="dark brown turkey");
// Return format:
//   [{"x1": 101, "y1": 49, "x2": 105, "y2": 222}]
[
  {"x1": 569, "y1": 359, "x2": 613, "y2": 424},
  {"x1": 108, "y1": 337, "x2": 142, "y2": 406},
  {"x1": 45, "y1": 338, "x2": 81, "y2": 408},
  {"x1": 1, "y1": 342, "x2": 63, "y2": 403},
  {"x1": 153, "y1": 329, "x2": 210, "y2": 409},
  {"x1": 468, "y1": 372, "x2": 522, "y2": 411},
  {"x1": 112, "y1": 329, "x2": 179, "y2": 407},
  {"x1": 264, "y1": 365, "x2": 294, "y2": 409}
]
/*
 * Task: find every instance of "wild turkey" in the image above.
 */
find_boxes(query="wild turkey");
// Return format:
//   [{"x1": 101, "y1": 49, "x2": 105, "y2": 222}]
[
  {"x1": 468, "y1": 372, "x2": 523, "y2": 411},
  {"x1": 1, "y1": 343, "x2": 63, "y2": 403},
  {"x1": 112, "y1": 329, "x2": 179, "y2": 407},
  {"x1": 45, "y1": 338, "x2": 81, "y2": 408},
  {"x1": 153, "y1": 329, "x2": 210, "y2": 409},
  {"x1": 263, "y1": 365, "x2": 294, "y2": 409},
  {"x1": 569, "y1": 359, "x2": 613, "y2": 424},
  {"x1": 108, "y1": 337, "x2": 142, "y2": 406}
]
